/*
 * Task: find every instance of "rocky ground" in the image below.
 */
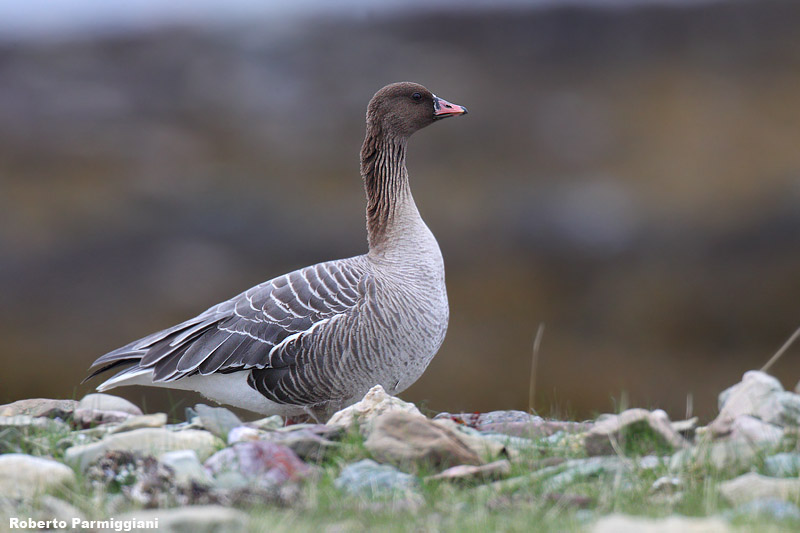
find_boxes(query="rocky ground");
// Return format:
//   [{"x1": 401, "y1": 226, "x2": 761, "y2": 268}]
[{"x1": 1, "y1": 371, "x2": 800, "y2": 532}]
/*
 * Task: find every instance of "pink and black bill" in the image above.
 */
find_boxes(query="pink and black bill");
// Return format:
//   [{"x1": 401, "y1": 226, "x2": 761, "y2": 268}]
[{"x1": 433, "y1": 95, "x2": 468, "y2": 119}]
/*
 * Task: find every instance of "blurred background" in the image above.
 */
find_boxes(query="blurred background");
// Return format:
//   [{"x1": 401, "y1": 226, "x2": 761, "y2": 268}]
[{"x1": 2, "y1": 0, "x2": 800, "y2": 421}]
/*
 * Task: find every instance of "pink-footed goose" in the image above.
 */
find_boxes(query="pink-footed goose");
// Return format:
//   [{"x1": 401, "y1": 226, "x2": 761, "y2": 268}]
[{"x1": 85, "y1": 82, "x2": 467, "y2": 419}]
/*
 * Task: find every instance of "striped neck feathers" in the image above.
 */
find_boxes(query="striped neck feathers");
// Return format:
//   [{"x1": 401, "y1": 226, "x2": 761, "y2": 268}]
[{"x1": 360, "y1": 125, "x2": 415, "y2": 251}]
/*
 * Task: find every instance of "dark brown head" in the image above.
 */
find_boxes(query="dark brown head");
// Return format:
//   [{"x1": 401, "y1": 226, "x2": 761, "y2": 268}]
[{"x1": 366, "y1": 82, "x2": 467, "y2": 138}]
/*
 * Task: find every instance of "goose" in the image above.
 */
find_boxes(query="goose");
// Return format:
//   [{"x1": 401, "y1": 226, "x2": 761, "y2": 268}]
[{"x1": 85, "y1": 82, "x2": 467, "y2": 420}]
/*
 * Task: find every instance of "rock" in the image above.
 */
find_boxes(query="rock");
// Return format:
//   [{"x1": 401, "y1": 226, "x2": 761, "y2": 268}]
[
  {"x1": 720, "y1": 472, "x2": 800, "y2": 505},
  {"x1": 159, "y1": 450, "x2": 213, "y2": 486},
  {"x1": 764, "y1": 452, "x2": 800, "y2": 477},
  {"x1": 193, "y1": 404, "x2": 243, "y2": 440},
  {"x1": 727, "y1": 415, "x2": 783, "y2": 445},
  {"x1": 78, "y1": 393, "x2": 143, "y2": 416},
  {"x1": 669, "y1": 439, "x2": 759, "y2": 472},
  {"x1": 434, "y1": 411, "x2": 590, "y2": 438},
  {"x1": 541, "y1": 456, "x2": 628, "y2": 493},
  {"x1": 431, "y1": 419, "x2": 509, "y2": 460},
  {"x1": 227, "y1": 426, "x2": 263, "y2": 444},
  {"x1": 650, "y1": 476, "x2": 682, "y2": 494},
  {"x1": 72, "y1": 408, "x2": 133, "y2": 427},
  {"x1": 276, "y1": 423, "x2": 345, "y2": 440},
  {"x1": 249, "y1": 415, "x2": 284, "y2": 431},
  {"x1": 726, "y1": 498, "x2": 800, "y2": 522},
  {"x1": 115, "y1": 505, "x2": 248, "y2": 533},
  {"x1": 335, "y1": 459, "x2": 418, "y2": 497},
  {"x1": 38, "y1": 496, "x2": 87, "y2": 526},
  {"x1": 426, "y1": 460, "x2": 511, "y2": 483},
  {"x1": 0, "y1": 398, "x2": 78, "y2": 419},
  {"x1": 0, "y1": 415, "x2": 68, "y2": 431},
  {"x1": 261, "y1": 429, "x2": 340, "y2": 462},
  {"x1": 64, "y1": 428, "x2": 222, "y2": 471},
  {"x1": 365, "y1": 411, "x2": 482, "y2": 471},
  {"x1": 710, "y1": 370, "x2": 800, "y2": 434},
  {"x1": 326, "y1": 385, "x2": 422, "y2": 432},
  {"x1": 0, "y1": 454, "x2": 76, "y2": 499},
  {"x1": 204, "y1": 441, "x2": 313, "y2": 489},
  {"x1": 590, "y1": 514, "x2": 731, "y2": 533},
  {"x1": 584, "y1": 409, "x2": 688, "y2": 456},
  {"x1": 109, "y1": 413, "x2": 168, "y2": 434}
]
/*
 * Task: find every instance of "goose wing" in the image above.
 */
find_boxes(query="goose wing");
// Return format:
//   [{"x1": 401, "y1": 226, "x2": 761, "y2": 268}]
[{"x1": 87, "y1": 258, "x2": 368, "y2": 397}]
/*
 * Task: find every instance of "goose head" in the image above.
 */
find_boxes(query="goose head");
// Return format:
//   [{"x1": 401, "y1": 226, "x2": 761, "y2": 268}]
[{"x1": 366, "y1": 82, "x2": 468, "y2": 138}]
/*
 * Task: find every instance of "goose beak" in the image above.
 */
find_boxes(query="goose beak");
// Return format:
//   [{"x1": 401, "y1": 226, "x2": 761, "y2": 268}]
[{"x1": 433, "y1": 95, "x2": 468, "y2": 119}]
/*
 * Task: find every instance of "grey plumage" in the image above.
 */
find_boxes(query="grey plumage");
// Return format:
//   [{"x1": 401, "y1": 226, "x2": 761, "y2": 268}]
[{"x1": 86, "y1": 82, "x2": 467, "y2": 418}]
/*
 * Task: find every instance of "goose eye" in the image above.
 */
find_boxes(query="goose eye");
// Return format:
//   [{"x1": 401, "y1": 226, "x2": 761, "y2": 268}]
[{"x1": 411, "y1": 92, "x2": 422, "y2": 101}]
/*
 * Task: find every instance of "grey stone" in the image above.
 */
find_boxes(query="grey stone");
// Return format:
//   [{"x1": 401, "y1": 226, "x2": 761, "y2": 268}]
[
  {"x1": 711, "y1": 370, "x2": 800, "y2": 434},
  {"x1": 115, "y1": 505, "x2": 248, "y2": 533},
  {"x1": 227, "y1": 426, "x2": 263, "y2": 444},
  {"x1": 248, "y1": 415, "x2": 284, "y2": 431},
  {"x1": 109, "y1": 413, "x2": 168, "y2": 434},
  {"x1": 542, "y1": 456, "x2": 628, "y2": 493},
  {"x1": 434, "y1": 411, "x2": 591, "y2": 438},
  {"x1": 584, "y1": 408, "x2": 689, "y2": 456},
  {"x1": 590, "y1": 514, "x2": 731, "y2": 533},
  {"x1": 726, "y1": 498, "x2": 800, "y2": 522},
  {"x1": 432, "y1": 419, "x2": 509, "y2": 459},
  {"x1": 0, "y1": 454, "x2": 76, "y2": 499},
  {"x1": 0, "y1": 399, "x2": 78, "y2": 419},
  {"x1": 335, "y1": 459, "x2": 418, "y2": 497},
  {"x1": 365, "y1": 411, "x2": 482, "y2": 471},
  {"x1": 764, "y1": 452, "x2": 800, "y2": 477},
  {"x1": 159, "y1": 450, "x2": 212, "y2": 486},
  {"x1": 669, "y1": 439, "x2": 759, "y2": 472},
  {"x1": 64, "y1": 428, "x2": 222, "y2": 471},
  {"x1": 261, "y1": 429, "x2": 340, "y2": 462},
  {"x1": 78, "y1": 393, "x2": 143, "y2": 416},
  {"x1": 326, "y1": 385, "x2": 422, "y2": 432},
  {"x1": 0, "y1": 415, "x2": 68, "y2": 431},
  {"x1": 727, "y1": 415, "x2": 783, "y2": 445},
  {"x1": 193, "y1": 404, "x2": 243, "y2": 440},
  {"x1": 72, "y1": 408, "x2": 133, "y2": 427},
  {"x1": 426, "y1": 460, "x2": 511, "y2": 483},
  {"x1": 719, "y1": 472, "x2": 800, "y2": 505}
]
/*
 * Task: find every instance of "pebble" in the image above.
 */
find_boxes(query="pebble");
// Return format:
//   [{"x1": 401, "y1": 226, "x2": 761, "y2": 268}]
[
  {"x1": 326, "y1": 384, "x2": 422, "y2": 432},
  {"x1": 725, "y1": 498, "x2": 800, "y2": 522},
  {"x1": 64, "y1": 427, "x2": 222, "y2": 471},
  {"x1": 0, "y1": 398, "x2": 78, "y2": 419},
  {"x1": 78, "y1": 393, "x2": 143, "y2": 416},
  {"x1": 426, "y1": 460, "x2": 511, "y2": 483},
  {"x1": 590, "y1": 514, "x2": 731, "y2": 533},
  {"x1": 719, "y1": 472, "x2": 800, "y2": 505},
  {"x1": 584, "y1": 408, "x2": 688, "y2": 456},
  {"x1": 365, "y1": 411, "x2": 482, "y2": 471},
  {"x1": 109, "y1": 413, "x2": 168, "y2": 434},
  {"x1": 763, "y1": 452, "x2": 800, "y2": 477},
  {"x1": 115, "y1": 505, "x2": 248, "y2": 533},
  {"x1": 159, "y1": 450, "x2": 213, "y2": 486},
  {"x1": 335, "y1": 459, "x2": 418, "y2": 498},
  {"x1": 0, "y1": 454, "x2": 76, "y2": 499},
  {"x1": 192, "y1": 404, "x2": 243, "y2": 440},
  {"x1": 204, "y1": 440, "x2": 313, "y2": 489}
]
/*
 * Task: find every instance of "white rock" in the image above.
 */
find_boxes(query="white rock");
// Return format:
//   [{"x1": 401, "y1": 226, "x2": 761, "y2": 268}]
[
  {"x1": 719, "y1": 472, "x2": 800, "y2": 506},
  {"x1": 326, "y1": 385, "x2": 422, "y2": 432},
  {"x1": 227, "y1": 426, "x2": 263, "y2": 445},
  {"x1": 590, "y1": 514, "x2": 731, "y2": 533},
  {"x1": 584, "y1": 408, "x2": 688, "y2": 456},
  {"x1": 728, "y1": 415, "x2": 783, "y2": 445},
  {"x1": 710, "y1": 370, "x2": 800, "y2": 433},
  {"x1": 78, "y1": 393, "x2": 143, "y2": 416},
  {"x1": 159, "y1": 450, "x2": 213, "y2": 486},
  {"x1": 115, "y1": 505, "x2": 248, "y2": 533},
  {"x1": 64, "y1": 427, "x2": 223, "y2": 471},
  {"x1": 0, "y1": 454, "x2": 75, "y2": 499},
  {"x1": 109, "y1": 413, "x2": 168, "y2": 434}
]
